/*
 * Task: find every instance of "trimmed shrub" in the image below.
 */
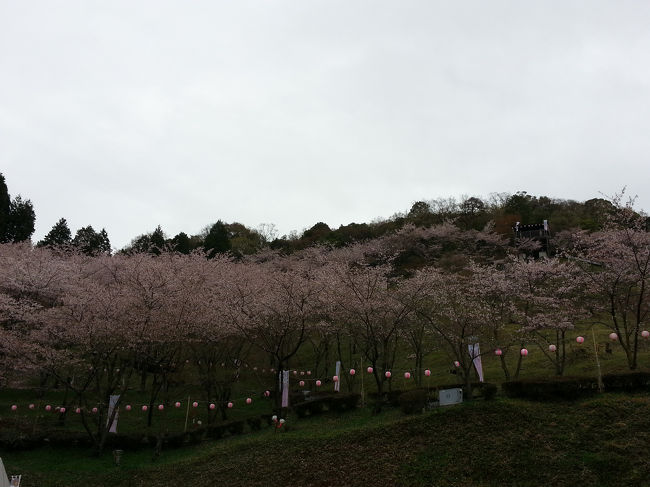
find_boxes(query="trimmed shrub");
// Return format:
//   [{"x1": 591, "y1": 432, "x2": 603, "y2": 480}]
[
  {"x1": 207, "y1": 424, "x2": 226, "y2": 439},
  {"x1": 502, "y1": 377, "x2": 597, "y2": 401},
  {"x1": 475, "y1": 382, "x2": 497, "y2": 400},
  {"x1": 307, "y1": 398, "x2": 326, "y2": 416},
  {"x1": 165, "y1": 432, "x2": 188, "y2": 449},
  {"x1": 226, "y1": 419, "x2": 245, "y2": 436},
  {"x1": 247, "y1": 417, "x2": 262, "y2": 431},
  {"x1": 293, "y1": 401, "x2": 309, "y2": 418},
  {"x1": 399, "y1": 389, "x2": 428, "y2": 414},
  {"x1": 188, "y1": 428, "x2": 206, "y2": 444},
  {"x1": 602, "y1": 372, "x2": 650, "y2": 392},
  {"x1": 327, "y1": 393, "x2": 361, "y2": 412}
]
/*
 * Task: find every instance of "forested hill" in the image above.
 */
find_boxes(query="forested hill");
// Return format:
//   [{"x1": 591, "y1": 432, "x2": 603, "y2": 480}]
[{"x1": 118, "y1": 192, "x2": 645, "y2": 257}]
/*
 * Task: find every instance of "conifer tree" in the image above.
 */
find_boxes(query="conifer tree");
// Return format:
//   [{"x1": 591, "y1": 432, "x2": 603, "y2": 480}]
[{"x1": 37, "y1": 218, "x2": 72, "y2": 248}]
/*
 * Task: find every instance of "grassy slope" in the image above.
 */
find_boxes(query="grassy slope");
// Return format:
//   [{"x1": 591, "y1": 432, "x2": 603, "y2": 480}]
[{"x1": 6, "y1": 393, "x2": 650, "y2": 487}]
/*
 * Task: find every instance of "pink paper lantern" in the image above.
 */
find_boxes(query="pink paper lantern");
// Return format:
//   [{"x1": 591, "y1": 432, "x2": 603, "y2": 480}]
[
  {"x1": 193, "y1": 401, "x2": 199, "y2": 408},
  {"x1": 424, "y1": 369, "x2": 431, "y2": 377},
  {"x1": 576, "y1": 336, "x2": 585, "y2": 344},
  {"x1": 367, "y1": 366, "x2": 373, "y2": 374},
  {"x1": 609, "y1": 333, "x2": 618, "y2": 341},
  {"x1": 158, "y1": 404, "x2": 164, "y2": 411},
  {"x1": 333, "y1": 375, "x2": 339, "y2": 382},
  {"x1": 175, "y1": 402, "x2": 181, "y2": 408},
  {"x1": 520, "y1": 348, "x2": 528, "y2": 357},
  {"x1": 209, "y1": 403, "x2": 216, "y2": 410},
  {"x1": 349, "y1": 369, "x2": 356, "y2": 376},
  {"x1": 454, "y1": 361, "x2": 460, "y2": 367},
  {"x1": 142, "y1": 405, "x2": 148, "y2": 412},
  {"x1": 227, "y1": 402, "x2": 233, "y2": 409},
  {"x1": 45, "y1": 405, "x2": 52, "y2": 412},
  {"x1": 29, "y1": 403, "x2": 35, "y2": 410},
  {"x1": 11, "y1": 405, "x2": 17, "y2": 411},
  {"x1": 293, "y1": 370, "x2": 298, "y2": 376},
  {"x1": 316, "y1": 380, "x2": 322, "y2": 387},
  {"x1": 92, "y1": 407, "x2": 98, "y2": 413},
  {"x1": 75, "y1": 407, "x2": 81, "y2": 414},
  {"x1": 246, "y1": 398, "x2": 252, "y2": 405},
  {"x1": 307, "y1": 371, "x2": 312, "y2": 376},
  {"x1": 253, "y1": 366, "x2": 258, "y2": 371},
  {"x1": 385, "y1": 371, "x2": 391, "y2": 378},
  {"x1": 642, "y1": 330, "x2": 650, "y2": 339},
  {"x1": 270, "y1": 368, "x2": 275, "y2": 373},
  {"x1": 125, "y1": 405, "x2": 132, "y2": 411},
  {"x1": 494, "y1": 348, "x2": 503, "y2": 356},
  {"x1": 404, "y1": 372, "x2": 411, "y2": 379},
  {"x1": 60, "y1": 407, "x2": 66, "y2": 413},
  {"x1": 549, "y1": 344, "x2": 557, "y2": 352},
  {"x1": 300, "y1": 371, "x2": 305, "y2": 376},
  {"x1": 299, "y1": 380, "x2": 305, "y2": 387},
  {"x1": 264, "y1": 390, "x2": 270, "y2": 397}
]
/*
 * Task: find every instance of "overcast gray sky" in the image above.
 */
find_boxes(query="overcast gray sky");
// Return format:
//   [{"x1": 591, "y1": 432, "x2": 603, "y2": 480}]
[{"x1": 1, "y1": 1, "x2": 649, "y2": 249}]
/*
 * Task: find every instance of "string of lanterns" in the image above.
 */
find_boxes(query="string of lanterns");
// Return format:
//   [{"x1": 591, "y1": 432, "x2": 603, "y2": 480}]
[{"x1": 8, "y1": 330, "x2": 649, "y2": 412}]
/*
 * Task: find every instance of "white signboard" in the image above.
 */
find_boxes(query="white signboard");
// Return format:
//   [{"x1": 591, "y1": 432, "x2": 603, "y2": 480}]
[{"x1": 439, "y1": 388, "x2": 463, "y2": 406}]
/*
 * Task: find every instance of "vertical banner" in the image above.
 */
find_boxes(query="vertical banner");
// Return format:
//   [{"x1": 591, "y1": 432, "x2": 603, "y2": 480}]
[
  {"x1": 0, "y1": 456, "x2": 10, "y2": 487},
  {"x1": 281, "y1": 370, "x2": 290, "y2": 408},
  {"x1": 107, "y1": 395, "x2": 120, "y2": 433},
  {"x1": 468, "y1": 343, "x2": 484, "y2": 383},
  {"x1": 334, "y1": 361, "x2": 341, "y2": 392}
]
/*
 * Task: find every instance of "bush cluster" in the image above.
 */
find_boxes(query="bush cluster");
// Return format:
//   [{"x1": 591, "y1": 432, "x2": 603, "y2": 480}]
[
  {"x1": 399, "y1": 389, "x2": 428, "y2": 414},
  {"x1": 503, "y1": 373, "x2": 650, "y2": 401},
  {"x1": 292, "y1": 393, "x2": 360, "y2": 418},
  {"x1": 502, "y1": 377, "x2": 597, "y2": 401},
  {"x1": 0, "y1": 415, "x2": 268, "y2": 451},
  {"x1": 602, "y1": 372, "x2": 650, "y2": 391}
]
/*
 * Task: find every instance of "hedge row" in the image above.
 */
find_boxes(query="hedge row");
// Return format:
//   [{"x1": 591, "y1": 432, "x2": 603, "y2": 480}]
[
  {"x1": 502, "y1": 372, "x2": 650, "y2": 401},
  {"x1": 292, "y1": 393, "x2": 361, "y2": 418},
  {"x1": 396, "y1": 383, "x2": 498, "y2": 415},
  {"x1": 0, "y1": 416, "x2": 269, "y2": 451}
]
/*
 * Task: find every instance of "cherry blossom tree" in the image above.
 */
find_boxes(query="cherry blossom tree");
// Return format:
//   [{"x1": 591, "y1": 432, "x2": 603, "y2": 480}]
[
  {"x1": 326, "y1": 245, "x2": 416, "y2": 412},
  {"x1": 509, "y1": 257, "x2": 589, "y2": 376},
  {"x1": 230, "y1": 250, "x2": 326, "y2": 411},
  {"x1": 564, "y1": 200, "x2": 649, "y2": 370}
]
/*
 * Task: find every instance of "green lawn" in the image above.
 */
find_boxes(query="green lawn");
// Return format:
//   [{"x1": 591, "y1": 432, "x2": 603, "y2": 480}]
[{"x1": 4, "y1": 394, "x2": 650, "y2": 486}]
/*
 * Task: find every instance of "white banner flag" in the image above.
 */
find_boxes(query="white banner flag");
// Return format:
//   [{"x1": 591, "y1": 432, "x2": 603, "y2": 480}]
[
  {"x1": 281, "y1": 370, "x2": 290, "y2": 408},
  {"x1": 334, "y1": 361, "x2": 341, "y2": 392},
  {"x1": 468, "y1": 343, "x2": 484, "y2": 383},
  {"x1": 107, "y1": 395, "x2": 120, "y2": 433},
  {"x1": 0, "y1": 457, "x2": 10, "y2": 487}
]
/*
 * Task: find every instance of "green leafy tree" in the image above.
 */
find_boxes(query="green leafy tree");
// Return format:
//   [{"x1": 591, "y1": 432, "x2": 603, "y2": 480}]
[
  {"x1": 37, "y1": 218, "x2": 72, "y2": 248},
  {"x1": 204, "y1": 221, "x2": 231, "y2": 258}
]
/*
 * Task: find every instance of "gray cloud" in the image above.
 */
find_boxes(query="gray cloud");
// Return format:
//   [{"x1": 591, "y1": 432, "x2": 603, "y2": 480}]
[{"x1": 2, "y1": 1, "x2": 649, "y2": 248}]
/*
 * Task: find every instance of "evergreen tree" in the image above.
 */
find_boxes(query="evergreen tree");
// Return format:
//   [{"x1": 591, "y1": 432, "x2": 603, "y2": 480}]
[
  {"x1": 203, "y1": 220, "x2": 231, "y2": 258},
  {"x1": 6, "y1": 195, "x2": 36, "y2": 242},
  {"x1": 97, "y1": 229, "x2": 111, "y2": 254},
  {"x1": 0, "y1": 173, "x2": 10, "y2": 242},
  {"x1": 37, "y1": 218, "x2": 72, "y2": 248},
  {"x1": 171, "y1": 232, "x2": 190, "y2": 254},
  {"x1": 73, "y1": 225, "x2": 111, "y2": 256},
  {"x1": 149, "y1": 225, "x2": 166, "y2": 255}
]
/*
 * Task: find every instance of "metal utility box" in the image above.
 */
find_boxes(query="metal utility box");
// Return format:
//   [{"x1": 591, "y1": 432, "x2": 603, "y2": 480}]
[{"x1": 439, "y1": 388, "x2": 463, "y2": 406}]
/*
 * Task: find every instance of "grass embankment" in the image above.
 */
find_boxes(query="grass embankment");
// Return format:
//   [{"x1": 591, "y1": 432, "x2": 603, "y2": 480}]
[{"x1": 4, "y1": 393, "x2": 650, "y2": 487}]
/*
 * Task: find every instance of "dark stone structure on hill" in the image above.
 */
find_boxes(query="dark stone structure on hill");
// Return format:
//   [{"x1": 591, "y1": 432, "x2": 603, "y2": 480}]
[{"x1": 513, "y1": 220, "x2": 551, "y2": 257}]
